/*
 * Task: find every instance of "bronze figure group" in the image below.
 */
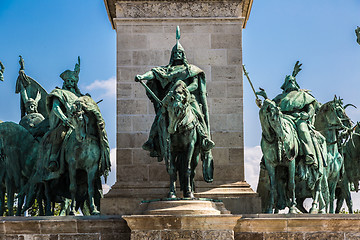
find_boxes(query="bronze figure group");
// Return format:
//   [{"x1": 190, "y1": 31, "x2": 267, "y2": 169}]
[
  {"x1": 254, "y1": 61, "x2": 356, "y2": 214},
  {"x1": 0, "y1": 56, "x2": 110, "y2": 216}
]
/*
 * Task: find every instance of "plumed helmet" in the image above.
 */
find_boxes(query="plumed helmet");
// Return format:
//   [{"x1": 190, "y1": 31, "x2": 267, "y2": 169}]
[
  {"x1": 169, "y1": 26, "x2": 189, "y2": 66},
  {"x1": 281, "y1": 75, "x2": 300, "y2": 91},
  {"x1": 60, "y1": 56, "x2": 80, "y2": 83}
]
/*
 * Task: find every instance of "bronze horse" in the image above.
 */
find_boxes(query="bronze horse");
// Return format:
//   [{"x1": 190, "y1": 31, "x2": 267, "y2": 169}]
[
  {"x1": 66, "y1": 96, "x2": 109, "y2": 215},
  {"x1": 161, "y1": 80, "x2": 201, "y2": 198},
  {"x1": 258, "y1": 98, "x2": 328, "y2": 213}
]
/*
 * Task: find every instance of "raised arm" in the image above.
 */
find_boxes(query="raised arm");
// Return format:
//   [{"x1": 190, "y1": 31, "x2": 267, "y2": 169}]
[{"x1": 135, "y1": 71, "x2": 154, "y2": 82}]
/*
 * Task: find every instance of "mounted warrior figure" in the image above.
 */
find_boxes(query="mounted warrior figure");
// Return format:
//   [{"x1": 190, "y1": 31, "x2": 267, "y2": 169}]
[{"x1": 135, "y1": 26, "x2": 214, "y2": 198}]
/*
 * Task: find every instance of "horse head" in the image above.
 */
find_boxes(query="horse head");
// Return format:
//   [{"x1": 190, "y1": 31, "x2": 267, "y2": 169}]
[
  {"x1": 163, "y1": 80, "x2": 193, "y2": 134},
  {"x1": 259, "y1": 99, "x2": 285, "y2": 142},
  {"x1": 69, "y1": 99, "x2": 88, "y2": 142}
]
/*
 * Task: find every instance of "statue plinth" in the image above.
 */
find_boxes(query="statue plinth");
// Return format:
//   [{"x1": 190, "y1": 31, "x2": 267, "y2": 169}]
[
  {"x1": 102, "y1": 0, "x2": 261, "y2": 215},
  {"x1": 139, "y1": 198, "x2": 229, "y2": 215}
]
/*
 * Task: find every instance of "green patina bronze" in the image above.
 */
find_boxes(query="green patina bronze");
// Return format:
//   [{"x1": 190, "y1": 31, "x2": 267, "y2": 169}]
[
  {"x1": 135, "y1": 26, "x2": 214, "y2": 199},
  {"x1": 252, "y1": 62, "x2": 354, "y2": 214},
  {"x1": 0, "y1": 60, "x2": 4, "y2": 82},
  {"x1": 0, "y1": 56, "x2": 110, "y2": 216}
]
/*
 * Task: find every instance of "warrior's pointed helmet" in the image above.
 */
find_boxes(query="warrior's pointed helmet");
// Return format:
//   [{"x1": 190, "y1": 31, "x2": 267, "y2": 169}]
[
  {"x1": 60, "y1": 56, "x2": 80, "y2": 83},
  {"x1": 281, "y1": 75, "x2": 300, "y2": 91},
  {"x1": 169, "y1": 26, "x2": 189, "y2": 66}
]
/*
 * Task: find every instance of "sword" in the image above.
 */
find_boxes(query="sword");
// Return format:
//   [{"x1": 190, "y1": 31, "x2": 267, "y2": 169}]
[{"x1": 242, "y1": 64, "x2": 259, "y2": 100}]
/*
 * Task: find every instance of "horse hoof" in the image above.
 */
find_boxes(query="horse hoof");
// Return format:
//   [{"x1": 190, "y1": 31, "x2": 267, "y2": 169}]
[
  {"x1": 319, "y1": 208, "x2": 326, "y2": 214},
  {"x1": 69, "y1": 211, "x2": 76, "y2": 216},
  {"x1": 183, "y1": 191, "x2": 194, "y2": 199},
  {"x1": 167, "y1": 192, "x2": 176, "y2": 199},
  {"x1": 289, "y1": 208, "x2": 297, "y2": 214},
  {"x1": 309, "y1": 208, "x2": 319, "y2": 214},
  {"x1": 91, "y1": 210, "x2": 100, "y2": 215},
  {"x1": 289, "y1": 206, "x2": 302, "y2": 214}
]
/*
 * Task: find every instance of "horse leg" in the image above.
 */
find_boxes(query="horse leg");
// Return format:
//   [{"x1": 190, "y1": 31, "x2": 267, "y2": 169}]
[
  {"x1": 310, "y1": 178, "x2": 325, "y2": 214},
  {"x1": 87, "y1": 166, "x2": 100, "y2": 215},
  {"x1": 288, "y1": 161, "x2": 297, "y2": 214},
  {"x1": 341, "y1": 178, "x2": 353, "y2": 213},
  {"x1": 190, "y1": 148, "x2": 200, "y2": 193},
  {"x1": 0, "y1": 187, "x2": 4, "y2": 216},
  {"x1": 183, "y1": 140, "x2": 196, "y2": 199},
  {"x1": 38, "y1": 185, "x2": 45, "y2": 216},
  {"x1": 16, "y1": 179, "x2": 26, "y2": 216},
  {"x1": 7, "y1": 183, "x2": 14, "y2": 216},
  {"x1": 335, "y1": 195, "x2": 344, "y2": 214},
  {"x1": 16, "y1": 194, "x2": 25, "y2": 216},
  {"x1": 264, "y1": 162, "x2": 276, "y2": 214},
  {"x1": 68, "y1": 161, "x2": 77, "y2": 215},
  {"x1": 167, "y1": 154, "x2": 177, "y2": 199},
  {"x1": 44, "y1": 182, "x2": 53, "y2": 216},
  {"x1": 328, "y1": 177, "x2": 338, "y2": 214}
]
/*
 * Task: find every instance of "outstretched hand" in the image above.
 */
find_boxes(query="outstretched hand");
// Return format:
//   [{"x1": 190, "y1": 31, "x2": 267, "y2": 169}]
[
  {"x1": 292, "y1": 61, "x2": 302, "y2": 77},
  {"x1": 256, "y1": 99, "x2": 262, "y2": 108},
  {"x1": 135, "y1": 75, "x2": 142, "y2": 82}
]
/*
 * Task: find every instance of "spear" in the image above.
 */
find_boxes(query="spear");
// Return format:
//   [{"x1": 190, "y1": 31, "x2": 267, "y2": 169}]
[
  {"x1": 135, "y1": 77, "x2": 162, "y2": 106},
  {"x1": 242, "y1": 64, "x2": 259, "y2": 100}
]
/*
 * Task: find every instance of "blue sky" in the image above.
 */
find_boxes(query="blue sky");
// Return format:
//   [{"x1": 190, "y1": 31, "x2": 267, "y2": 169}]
[{"x1": 1, "y1": 1, "x2": 360, "y2": 208}]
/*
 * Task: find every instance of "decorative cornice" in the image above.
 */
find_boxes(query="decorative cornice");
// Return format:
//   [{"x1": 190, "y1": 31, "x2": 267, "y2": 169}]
[{"x1": 104, "y1": 0, "x2": 253, "y2": 29}]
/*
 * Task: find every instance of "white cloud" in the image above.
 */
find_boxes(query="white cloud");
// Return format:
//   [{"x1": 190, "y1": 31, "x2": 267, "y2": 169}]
[
  {"x1": 101, "y1": 148, "x2": 116, "y2": 192},
  {"x1": 244, "y1": 146, "x2": 262, "y2": 192},
  {"x1": 102, "y1": 184, "x2": 111, "y2": 194},
  {"x1": 85, "y1": 76, "x2": 116, "y2": 98}
]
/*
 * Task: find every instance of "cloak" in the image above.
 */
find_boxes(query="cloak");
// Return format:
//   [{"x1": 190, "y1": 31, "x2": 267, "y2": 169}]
[{"x1": 274, "y1": 90, "x2": 316, "y2": 113}]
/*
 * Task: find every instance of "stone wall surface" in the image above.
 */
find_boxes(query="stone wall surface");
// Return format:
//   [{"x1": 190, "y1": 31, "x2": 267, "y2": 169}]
[
  {"x1": 0, "y1": 216, "x2": 130, "y2": 240},
  {"x1": 235, "y1": 214, "x2": 360, "y2": 240},
  {"x1": 115, "y1": 19, "x2": 245, "y2": 183},
  {"x1": 2, "y1": 215, "x2": 360, "y2": 240}
]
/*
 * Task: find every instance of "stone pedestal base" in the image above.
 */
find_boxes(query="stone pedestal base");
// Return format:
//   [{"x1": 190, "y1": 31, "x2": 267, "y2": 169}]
[
  {"x1": 123, "y1": 215, "x2": 241, "y2": 240},
  {"x1": 101, "y1": 181, "x2": 262, "y2": 215},
  {"x1": 139, "y1": 199, "x2": 231, "y2": 215}
]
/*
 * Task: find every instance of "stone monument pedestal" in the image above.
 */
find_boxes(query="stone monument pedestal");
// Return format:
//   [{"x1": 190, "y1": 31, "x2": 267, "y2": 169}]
[
  {"x1": 124, "y1": 214, "x2": 241, "y2": 240},
  {"x1": 124, "y1": 199, "x2": 239, "y2": 240},
  {"x1": 101, "y1": 180, "x2": 261, "y2": 215},
  {"x1": 102, "y1": 0, "x2": 261, "y2": 216},
  {"x1": 138, "y1": 199, "x2": 230, "y2": 215}
]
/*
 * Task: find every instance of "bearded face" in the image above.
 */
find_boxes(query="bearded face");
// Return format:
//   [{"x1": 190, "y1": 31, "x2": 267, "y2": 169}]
[
  {"x1": 281, "y1": 76, "x2": 300, "y2": 93},
  {"x1": 63, "y1": 77, "x2": 76, "y2": 91},
  {"x1": 25, "y1": 99, "x2": 38, "y2": 114}
]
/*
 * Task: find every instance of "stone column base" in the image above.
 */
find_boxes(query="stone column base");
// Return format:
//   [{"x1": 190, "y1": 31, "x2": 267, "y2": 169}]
[
  {"x1": 123, "y1": 215, "x2": 241, "y2": 240},
  {"x1": 101, "y1": 181, "x2": 261, "y2": 215}
]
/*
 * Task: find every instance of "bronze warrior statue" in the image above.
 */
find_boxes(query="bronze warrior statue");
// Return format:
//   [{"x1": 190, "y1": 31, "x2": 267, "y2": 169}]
[{"x1": 135, "y1": 26, "x2": 214, "y2": 198}]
